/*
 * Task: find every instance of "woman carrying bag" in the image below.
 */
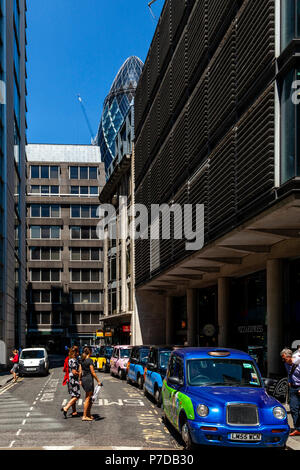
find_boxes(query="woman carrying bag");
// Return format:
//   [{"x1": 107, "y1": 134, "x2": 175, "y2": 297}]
[{"x1": 79, "y1": 347, "x2": 102, "y2": 421}]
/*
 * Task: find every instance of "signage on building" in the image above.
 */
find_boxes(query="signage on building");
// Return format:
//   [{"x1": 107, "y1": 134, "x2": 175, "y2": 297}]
[
  {"x1": 105, "y1": 332, "x2": 112, "y2": 337},
  {"x1": 96, "y1": 331, "x2": 104, "y2": 338},
  {"x1": 122, "y1": 325, "x2": 130, "y2": 333},
  {"x1": 203, "y1": 324, "x2": 216, "y2": 337},
  {"x1": 237, "y1": 325, "x2": 264, "y2": 334}
]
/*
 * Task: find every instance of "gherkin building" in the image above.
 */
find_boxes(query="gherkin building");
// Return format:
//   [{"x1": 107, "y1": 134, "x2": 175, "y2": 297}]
[{"x1": 95, "y1": 56, "x2": 143, "y2": 177}]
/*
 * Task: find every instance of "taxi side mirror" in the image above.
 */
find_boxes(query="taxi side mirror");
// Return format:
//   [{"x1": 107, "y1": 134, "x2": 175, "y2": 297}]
[{"x1": 168, "y1": 376, "x2": 184, "y2": 387}]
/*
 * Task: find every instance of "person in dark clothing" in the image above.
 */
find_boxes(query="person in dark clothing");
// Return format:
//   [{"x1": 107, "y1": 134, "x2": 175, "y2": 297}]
[
  {"x1": 79, "y1": 347, "x2": 102, "y2": 421},
  {"x1": 281, "y1": 347, "x2": 300, "y2": 436}
]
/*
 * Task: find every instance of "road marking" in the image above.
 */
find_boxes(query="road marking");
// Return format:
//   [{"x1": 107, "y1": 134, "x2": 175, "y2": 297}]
[
  {"x1": 112, "y1": 447, "x2": 143, "y2": 450},
  {"x1": 9, "y1": 441, "x2": 15, "y2": 448},
  {"x1": 16, "y1": 429, "x2": 22, "y2": 436},
  {"x1": 43, "y1": 446, "x2": 74, "y2": 450}
]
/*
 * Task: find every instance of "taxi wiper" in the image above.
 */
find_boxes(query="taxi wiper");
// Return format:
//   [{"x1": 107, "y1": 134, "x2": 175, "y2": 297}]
[{"x1": 202, "y1": 381, "x2": 240, "y2": 386}]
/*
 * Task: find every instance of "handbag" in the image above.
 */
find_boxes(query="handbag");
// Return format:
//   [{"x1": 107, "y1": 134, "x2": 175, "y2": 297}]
[{"x1": 92, "y1": 383, "x2": 102, "y2": 403}]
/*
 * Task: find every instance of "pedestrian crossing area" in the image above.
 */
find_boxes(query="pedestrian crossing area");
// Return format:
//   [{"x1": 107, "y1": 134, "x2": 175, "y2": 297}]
[{"x1": 0, "y1": 392, "x2": 65, "y2": 432}]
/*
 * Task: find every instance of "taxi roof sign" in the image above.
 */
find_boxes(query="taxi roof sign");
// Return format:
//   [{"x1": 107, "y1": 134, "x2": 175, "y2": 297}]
[{"x1": 208, "y1": 350, "x2": 231, "y2": 357}]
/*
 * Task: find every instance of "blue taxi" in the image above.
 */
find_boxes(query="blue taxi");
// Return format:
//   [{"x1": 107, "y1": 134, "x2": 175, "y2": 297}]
[
  {"x1": 161, "y1": 348, "x2": 289, "y2": 449},
  {"x1": 127, "y1": 345, "x2": 150, "y2": 389},
  {"x1": 144, "y1": 346, "x2": 175, "y2": 407}
]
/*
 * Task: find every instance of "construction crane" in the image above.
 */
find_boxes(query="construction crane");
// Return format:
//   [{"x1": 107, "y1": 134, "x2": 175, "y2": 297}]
[
  {"x1": 77, "y1": 94, "x2": 95, "y2": 143},
  {"x1": 148, "y1": 0, "x2": 159, "y2": 20}
]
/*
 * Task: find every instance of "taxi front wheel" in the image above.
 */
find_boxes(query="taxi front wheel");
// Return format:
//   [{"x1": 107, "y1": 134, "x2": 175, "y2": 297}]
[{"x1": 181, "y1": 420, "x2": 195, "y2": 451}]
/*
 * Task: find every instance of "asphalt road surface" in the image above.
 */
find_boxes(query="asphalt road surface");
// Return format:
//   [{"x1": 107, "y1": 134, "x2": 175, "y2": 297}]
[{"x1": 0, "y1": 360, "x2": 182, "y2": 450}]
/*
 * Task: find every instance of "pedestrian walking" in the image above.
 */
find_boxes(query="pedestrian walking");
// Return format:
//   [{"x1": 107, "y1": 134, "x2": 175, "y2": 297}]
[
  {"x1": 9, "y1": 349, "x2": 19, "y2": 382},
  {"x1": 281, "y1": 347, "x2": 300, "y2": 436},
  {"x1": 79, "y1": 346, "x2": 102, "y2": 421},
  {"x1": 61, "y1": 346, "x2": 81, "y2": 418}
]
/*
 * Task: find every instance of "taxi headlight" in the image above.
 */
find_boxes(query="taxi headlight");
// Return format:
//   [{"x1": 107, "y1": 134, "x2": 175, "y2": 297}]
[
  {"x1": 197, "y1": 404, "x2": 209, "y2": 417},
  {"x1": 273, "y1": 406, "x2": 286, "y2": 420}
]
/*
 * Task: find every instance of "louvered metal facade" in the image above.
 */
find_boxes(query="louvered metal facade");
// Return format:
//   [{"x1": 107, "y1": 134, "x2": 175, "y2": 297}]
[{"x1": 134, "y1": 0, "x2": 278, "y2": 287}]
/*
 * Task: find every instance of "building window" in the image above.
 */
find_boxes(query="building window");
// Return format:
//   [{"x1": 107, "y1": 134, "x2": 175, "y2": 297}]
[
  {"x1": 30, "y1": 269, "x2": 61, "y2": 282},
  {"x1": 30, "y1": 226, "x2": 61, "y2": 239},
  {"x1": 71, "y1": 312, "x2": 101, "y2": 325},
  {"x1": 71, "y1": 291, "x2": 101, "y2": 303},
  {"x1": 30, "y1": 185, "x2": 59, "y2": 195},
  {"x1": 70, "y1": 269, "x2": 102, "y2": 282},
  {"x1": 30, "y1": 205, "x2": 60, "y2": 218},
  {"x1": 69, "y1": 166, "x2": 98, "y2": 180},
  {"x1": 29, "y1": 312, "x2": 61, "y2": 326},
  {"x1": 31, "y1": 289, "x2": 62, "y2": 304},
  {"x1": 70, "y1": 226, "x2": 98, "y2": 240},
  {"x1": 281, "y1": 0, "x2": 300, "y2": 51},
  {"x1": 70, "y1": 248, "x2": 101, "y2": 261},
  {"x1": 30, "y1": 166, "x2": 59, "y2": 179},
  {"x1": 70, "y1": 205, "x2": 99, "y2": 218},
  {"x1": 280, "y1": 68, "x2": 300, "y2": 183},
  {"x1": 30, "y1": 247, "x2": 61, "y2": 261},
  {"x1": 70, "y1": 186, "x2": 99, "y2": 196}
]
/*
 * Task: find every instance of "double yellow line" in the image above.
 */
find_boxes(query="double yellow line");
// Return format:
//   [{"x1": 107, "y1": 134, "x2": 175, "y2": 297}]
[{"x1": 0, "y1": 378, "x2": 23, "y2": 395}]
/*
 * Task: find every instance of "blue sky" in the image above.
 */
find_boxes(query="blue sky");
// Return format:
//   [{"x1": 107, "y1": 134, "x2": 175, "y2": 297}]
[{"x1": 26, "y1": 0, "x2": 164, "y2": 145}]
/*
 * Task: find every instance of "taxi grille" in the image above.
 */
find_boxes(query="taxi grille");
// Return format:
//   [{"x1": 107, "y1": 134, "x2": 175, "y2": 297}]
[{"x1": 226, "y1": 404, "x2": 259, "y2": 426}]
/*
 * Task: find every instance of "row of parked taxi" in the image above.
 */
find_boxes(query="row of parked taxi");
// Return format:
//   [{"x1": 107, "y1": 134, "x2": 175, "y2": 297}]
[
  {"x1": 91, "y1": 344, "x2": 170, "y2": 407},
  {"x1": 90, "y1": 343, "x2": 290, "y2": 449}
]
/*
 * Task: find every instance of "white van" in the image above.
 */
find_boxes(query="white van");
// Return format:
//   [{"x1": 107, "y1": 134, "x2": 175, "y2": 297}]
[{"x1": 19, "y1": 348, "x2": 49, "y2": 376}]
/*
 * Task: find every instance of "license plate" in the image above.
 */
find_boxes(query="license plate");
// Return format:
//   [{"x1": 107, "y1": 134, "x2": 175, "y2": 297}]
[
  {"x1": 26, "y1": 368, "x2": 37, "y2": 371},
  {"x1": 230, "y1": 433, "x2": 262, "y2": 442}
]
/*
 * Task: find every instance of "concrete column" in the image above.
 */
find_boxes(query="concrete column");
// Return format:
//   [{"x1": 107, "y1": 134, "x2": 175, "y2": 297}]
[
  {"x1": 218, "y1": 278, "x2": 230, "y2": 347},
  {"x1": 103, "y1": 229, "x2": 109, "y2": 316},
  {"x1": 267, "y1": 259, "x2": 283, "y2": 376},
  {"x1": 187, "y1": 289, "x2": 197, "y2": 346},
  {"x1": 166, "y1": 296, "x2": 173, "y2": 345},
  {"x1": 120, "y1": 198, "x2": 128, "y2": 313}
]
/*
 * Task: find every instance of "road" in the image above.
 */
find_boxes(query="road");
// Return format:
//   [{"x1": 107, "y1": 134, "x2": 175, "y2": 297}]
[{"x1": 0, "y1": 360, "x2": 182, "y2": 450}]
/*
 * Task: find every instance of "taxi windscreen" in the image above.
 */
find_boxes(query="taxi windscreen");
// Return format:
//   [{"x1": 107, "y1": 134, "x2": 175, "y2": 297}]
[
  {"x1": 186, "y1": 359, "x2": 262, "y2": 388},
  {"x1": 159, "y1": 351, "x2": 171, "y2": 369},
  {"x1": 120, "y1": 349, "x2": 131, "y2": 358}
]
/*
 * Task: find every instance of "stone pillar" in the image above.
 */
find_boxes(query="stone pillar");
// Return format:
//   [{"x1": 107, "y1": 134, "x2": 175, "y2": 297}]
[
  {"x1": 267, "y1": 259, "x2": 283, "y2": 376},
  {"x1": 120, "y1": 198, "x2": 128, "y2": 313},
  {"x1": 218, "y1": 278, "x2": 230, "y2": 347},
  {"x1": 166, "y1": 296, "x2": 173, "y2": 345},
  {"x1": 103, "y1": 228, "x2": 109, "y2": 316},
  {"x1": 187, "y1": 289, "x2": 197, "y2": 346}
]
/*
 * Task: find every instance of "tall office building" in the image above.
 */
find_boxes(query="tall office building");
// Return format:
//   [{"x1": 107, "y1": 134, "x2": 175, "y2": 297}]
[
  {"x1": 26, "y1": 144, "x2": 105, "y2": 352},
  {"x1": 134, "y1": 0, "x2": 300, "y2": 376},
  {"x1": 95, "y1": 56, "x2": 143, "y2": 178},
  {"x1": 100, "y1": 106, "x2": 136, "y2": 344},
  {"x1": 0, "y1": 0, "x2": 27, "y2": 365}
]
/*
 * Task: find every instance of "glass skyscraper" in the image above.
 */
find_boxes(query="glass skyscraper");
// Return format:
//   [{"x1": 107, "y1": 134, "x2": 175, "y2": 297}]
[{"x1": 95, "y1": 56, "x2": 143, "y2": 177}]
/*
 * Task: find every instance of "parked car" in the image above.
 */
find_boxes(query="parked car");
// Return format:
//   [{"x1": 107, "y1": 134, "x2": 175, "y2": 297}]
[
  {"x1": 19, "y1": 348, "x2": 49, "y2": 376},
  {"x1": 86, "y1": 345, "x2": 101, "y2": 369},
  {"x1": 161, "y1": 347, "x2": 289, "y2": 449},
  {"x1": 127, "y1": 345, "x2": 150, "y2": 389},
  {"x1": 144, "y1": 345, "x2": 174, "y2": 406},
  {"x1": 110, "y1": 345, "x2": 132, "y2": 379},
  {"x1": 97, "y1": 345, "x2": 114, "y2": 372}
]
